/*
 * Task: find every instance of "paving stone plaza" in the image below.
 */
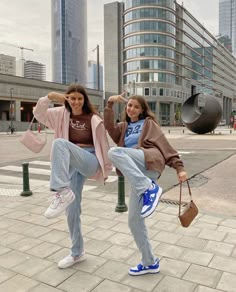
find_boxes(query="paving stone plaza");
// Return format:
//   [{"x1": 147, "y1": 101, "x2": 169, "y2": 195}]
[{"x1": 0, "y1": 130, "x2": 236, "y2": 291}]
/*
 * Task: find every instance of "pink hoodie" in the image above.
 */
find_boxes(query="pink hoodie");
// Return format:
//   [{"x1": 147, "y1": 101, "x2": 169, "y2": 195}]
[{"x1": 33, "y1": 96, "x2": 112, "y2": 183}]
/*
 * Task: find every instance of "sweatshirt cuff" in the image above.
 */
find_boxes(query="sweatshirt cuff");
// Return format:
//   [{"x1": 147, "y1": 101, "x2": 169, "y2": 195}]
[
  {"x1": 46, "y1": 94, "x2": 53, "y2": 101},
  {"x1": 107, "y1": 101, "x2": 114, "y2": 108},
  {"x1": 176, "y1": 167, "x2": 185, "y2": 174}
]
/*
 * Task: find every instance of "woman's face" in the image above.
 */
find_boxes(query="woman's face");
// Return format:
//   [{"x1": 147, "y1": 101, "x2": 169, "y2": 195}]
[
  {"x1": 126, "y1": 99, "x2": 143, "y2": 122},
  {"x1": 68, "y1": 92, "x2": 84, "y2": 115}
]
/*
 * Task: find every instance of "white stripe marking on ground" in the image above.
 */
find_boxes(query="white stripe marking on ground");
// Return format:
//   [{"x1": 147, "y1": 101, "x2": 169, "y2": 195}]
[
  {"x1": 0, "y1": 175, "x2": 49, "y2": 188},
  {"x1": 0, "y1": 166, "x2": 51, "y2": 176},
  {"x1": 0, "y1": 166, "x2": 118, "y2": 182},
  {"x1": 30, "y1": 161, "x2": 51, "y2": 166},
  {"x1": 0, "y1": 175, "x2": 97, "y2": 193}
]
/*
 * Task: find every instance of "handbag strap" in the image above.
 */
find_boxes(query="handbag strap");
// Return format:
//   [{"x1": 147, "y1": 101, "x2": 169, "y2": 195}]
[
  {"x1": 28, "y1": 116, "x2": 36, "y2": 129},
  {"x1": 179, "y1": 180, "x2": 192, "y2": 216},
  {"x1": 28, "y1": 116, "x2": 47, "y2": 142}
]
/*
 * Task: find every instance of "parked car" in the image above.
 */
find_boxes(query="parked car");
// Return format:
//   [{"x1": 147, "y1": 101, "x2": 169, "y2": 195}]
[
  {"x1": 160, "y1": 119, "x2": 170, "y2": 126},
  {"x1": 219, "y1": 119, "x2": 226, "y2": 126}
]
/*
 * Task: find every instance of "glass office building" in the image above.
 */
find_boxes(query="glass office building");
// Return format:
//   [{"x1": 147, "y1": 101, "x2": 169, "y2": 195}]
[
  {"x1": 219, "y1": 0, "x2": 236, "y2": 55},
  {"x1": 104, "y1": 0, "x2": 236, "y2": 124},
  {"x1": 51, "y1": 0, "x2": 87, "y2": 85}
]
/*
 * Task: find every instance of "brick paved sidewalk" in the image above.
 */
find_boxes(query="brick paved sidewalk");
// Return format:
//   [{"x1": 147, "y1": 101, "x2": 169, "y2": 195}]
[{"x1": 0, "y1": 181, "x2": 236, "y2": 292}]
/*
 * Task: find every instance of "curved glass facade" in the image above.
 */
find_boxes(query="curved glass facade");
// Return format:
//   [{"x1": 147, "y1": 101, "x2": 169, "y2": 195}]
[
  {"x1": 124, "y1": 21, "x2": 175, "y2": 35},
  {"x1": 123, "y1": 0, "x2": 176, "y2": 86},
  {"x1": 124, "y1": 72, "x2": 176, "y2": 84},
  {"x1": 125, "y1": 8, "x2": 175, "y2": 22},
  {"x1": 124, "y1": 59, "x2": 176, "y2": 71},
  {"x1": 125, "y1": 0, "x2": 175, "y2": 9},
  {"x1": 124, "y1": 47, "x2": 175, "y2": 59},
  {"x1": 124, "y1": 34, "x2": 175, "y2": 48}
]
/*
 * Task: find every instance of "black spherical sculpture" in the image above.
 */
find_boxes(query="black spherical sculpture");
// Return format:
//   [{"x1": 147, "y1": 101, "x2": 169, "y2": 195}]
[{"x1": 181, "y1": 93, "x2": 223, "y2": 134}]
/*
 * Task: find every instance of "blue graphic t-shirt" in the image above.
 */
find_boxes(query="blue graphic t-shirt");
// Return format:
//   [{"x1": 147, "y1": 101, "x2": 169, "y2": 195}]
[{"x1": 124, "y1": 119, "x2": 145, "y2": 148}]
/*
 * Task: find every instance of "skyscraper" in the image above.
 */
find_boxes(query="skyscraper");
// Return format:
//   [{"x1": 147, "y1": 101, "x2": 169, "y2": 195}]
[
  {"x1": 219, "y1": 0, "x2": 236, "y2": 55},
  {"x1": 51, "y1": 0, "x2": 87, "y2": 85},
  {"x1": 104, "y1": 2, "x2": 124, "y2": 119}
]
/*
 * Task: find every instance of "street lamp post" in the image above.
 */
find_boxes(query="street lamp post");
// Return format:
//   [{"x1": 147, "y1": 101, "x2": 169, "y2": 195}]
[
  {"x1": 93, "y1": 45, "x2": 100, "y2": 91},
  {"x1": 10, "y1": 88, "x2": 14, "y2": 134}
]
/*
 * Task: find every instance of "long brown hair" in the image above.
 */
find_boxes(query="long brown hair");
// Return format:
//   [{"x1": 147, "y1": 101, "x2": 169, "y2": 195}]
[
  {"x1": 122, "y1": 95, "x2": 157, "y2": 123},
  {"x1": 65, "y1": 84, "x2": 96, "y2": 115}
]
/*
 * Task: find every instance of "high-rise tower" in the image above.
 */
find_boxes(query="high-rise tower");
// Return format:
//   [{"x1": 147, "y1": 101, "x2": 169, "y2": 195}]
[
  {"x1": 219, "y1": 0, "x2": 236, "y2": 55},
  {"x1": 51, "y1": 0, "x2": 87, "y2": 85}
]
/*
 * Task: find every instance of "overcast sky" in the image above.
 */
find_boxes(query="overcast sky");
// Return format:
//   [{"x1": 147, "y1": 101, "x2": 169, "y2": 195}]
[{"x1": 0, "y1": 0, "x2": 218, "y2": 81}]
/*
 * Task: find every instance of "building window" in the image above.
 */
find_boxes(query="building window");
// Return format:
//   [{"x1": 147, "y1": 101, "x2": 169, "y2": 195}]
[
  {"x1": 144, "y1": 88, "x2": 150, "y2": 96},
  {"x1": 148, "y1": 102, "x2": 156, "y2": 112},
  {"x1": 152, "y1": 87, "x2": 157, "y2": 96},
  {"x1": 137, "y1": 87, "x2": 143, "y2": 95},
  {"x1": 160, "y1": 88, "x2": 164, "y2": 96}
]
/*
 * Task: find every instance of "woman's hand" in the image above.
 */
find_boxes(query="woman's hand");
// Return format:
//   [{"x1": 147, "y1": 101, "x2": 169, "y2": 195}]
[
  {"x1": 108, "y1": 92, "x2": 127, "y2": 103},
  {"x1": 48, "y1": 92, "x2": 69, "y2": 104},
  {"x1": 177, "y1": 171, "x2": 188, "y2": 183}
]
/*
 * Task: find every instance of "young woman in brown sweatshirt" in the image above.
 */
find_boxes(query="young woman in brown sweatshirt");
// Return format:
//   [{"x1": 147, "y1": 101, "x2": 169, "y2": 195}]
[{"x1": 104, "y1": 94, "x2": 187, "y2": 276}]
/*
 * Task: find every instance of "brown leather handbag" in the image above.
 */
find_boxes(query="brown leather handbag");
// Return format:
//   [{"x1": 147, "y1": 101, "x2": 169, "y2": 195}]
[{"x1": 178, "y1": 180, "x2": 198, "y2": 228}]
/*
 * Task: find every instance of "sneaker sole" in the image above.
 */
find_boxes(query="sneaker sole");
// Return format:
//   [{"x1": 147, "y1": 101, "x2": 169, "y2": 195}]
[
  {"x1": 141, "y1": 187, "x2": 162, "y2": 218},
  {"x1": 44, "y1": 193, "x2": 75, "y2": 219},
  {"x1": 58, "y1": 254, "x2": 86, "y2": 269},
  {"x1": 129, "y1": 267, "x2": 160, "y2": 276}
]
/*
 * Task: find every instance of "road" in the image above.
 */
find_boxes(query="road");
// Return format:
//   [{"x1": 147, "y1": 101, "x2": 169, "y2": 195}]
[{"x1": 0, "y1": 128, "x2": 236, "y2": 213}]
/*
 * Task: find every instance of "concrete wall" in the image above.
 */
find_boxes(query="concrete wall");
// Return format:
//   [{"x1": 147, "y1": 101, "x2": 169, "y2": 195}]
[{"x1": 0, "y1": 74, "x2": 103, "y2": 132}]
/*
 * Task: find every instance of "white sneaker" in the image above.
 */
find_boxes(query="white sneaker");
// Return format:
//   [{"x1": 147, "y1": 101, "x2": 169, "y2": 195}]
[
  {"x1": 58, "y1": 252, "x2": 86, "y2": 269},
  {"x1": 44, "y1": 188, "x2": 75, "y2": 219}
]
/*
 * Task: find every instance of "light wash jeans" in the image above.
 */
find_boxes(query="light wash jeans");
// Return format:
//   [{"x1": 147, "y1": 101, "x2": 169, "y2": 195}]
[
  {"x1": 108, "y1": 147, "x2": 160, "y2": 266},
  {"x1": 50, "y1": 138, "x2": 99, "y2": 257}
]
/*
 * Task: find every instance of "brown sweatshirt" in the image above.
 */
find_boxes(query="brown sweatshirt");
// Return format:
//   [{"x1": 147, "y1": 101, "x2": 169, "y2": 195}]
[{"x1": 104, "y1": 103, "x2": 185, "y2": 175}]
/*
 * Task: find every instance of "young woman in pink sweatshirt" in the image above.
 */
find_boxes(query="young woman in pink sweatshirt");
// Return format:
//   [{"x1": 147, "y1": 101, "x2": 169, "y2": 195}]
[{"x1": 33, "y1": 84, "x2": 112, "y2": 269}]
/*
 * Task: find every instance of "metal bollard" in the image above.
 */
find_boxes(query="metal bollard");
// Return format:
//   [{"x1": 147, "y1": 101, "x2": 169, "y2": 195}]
[
  {"x1": 115, "y1": 176, "x2": 128, "y2": 212},
  {"x1": 20, "y1": 163, "x2": 33, "y2": 196}
]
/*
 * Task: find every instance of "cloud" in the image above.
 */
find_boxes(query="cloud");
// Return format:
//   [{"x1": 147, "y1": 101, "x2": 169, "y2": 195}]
[{"x1": 0, "y1": 0, "x2": 51, "y2": 78}]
